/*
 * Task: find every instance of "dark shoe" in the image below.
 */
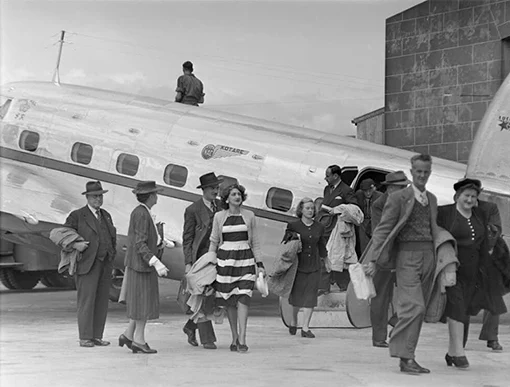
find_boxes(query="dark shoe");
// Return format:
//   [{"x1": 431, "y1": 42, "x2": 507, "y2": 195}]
[
  {"x1": 79, "y1": 339, "x2": 94, "y2": 348},
  {"x1": 182, "y1": 326, "x2": 199, "y2": 347},
  {"x1": 91, "y1": 338, "x2": 110, "y2": 346},
  {"x1": 238, "y1": 343, "x2": 249, "y2": 353},
  {"x1": 399, "y1": 358, "x2": 430, "y2": 374},
  {"x1": 203, "y1": 342, "x2": 217, "y2": 350},
  {"x1": 289, "y1": 326, "x2": 297, "y2": 336},
  {"x1": 131, "y1": 342, "x2": 157, "y2": 354},
  {"x1": 487, "y1": 340, "x2": 503, "y2": 351},
  {"x1": 445, "y1": 353, "x2": 469, "y2": 368},
  {"x1": 230, "y1": 342, "x2": 238, "y2": 352},
  {"x1": 373, "y1": 340, "x2": 389, "y2": 348},
  {"x1": 301, "y1": 329, "x2": 315, "y2": 338},
  {"x1": 118, "y1": 334, "x2": 132, "y2": 349}
]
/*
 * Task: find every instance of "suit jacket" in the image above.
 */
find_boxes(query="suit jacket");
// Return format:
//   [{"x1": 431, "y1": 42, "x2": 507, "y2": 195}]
[
  {"x1": 361, "y1": 185, "x2": 440, "y2": 269},
  {"x1": 182, "y1": 198, "x2": 220, "y2": 266},
  {"x1": 478, "y1": 200, "x2": 502, "y2": 250},
  {"x1": 355, "y1": 189, "x2": 383, "y2": 236},
  {"x1": 124, "y1": 205, "x2": 159, "y2": 273},
  {"x1": 371, "y1": 192, "x2": 388, "y2": 234},
  {"x1": 64, "y1": 206, "x2": 116, "y2": 275},
  {"x1": 317, "y1": 181, "x2": 358, "y2": 238}
]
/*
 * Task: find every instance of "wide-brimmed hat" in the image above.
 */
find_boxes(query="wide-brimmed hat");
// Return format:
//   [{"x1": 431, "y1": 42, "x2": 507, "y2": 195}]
[
  {"x1": 381, "y1": 171, "x2": 411, "y2": 186},
  {"x1": 82, "y1": 181, "x2": 108, "y2": 195},
  {"x1": 197, "y1": 172, "x2": 223, "y2": 189},
  {"x1": 360, "y1": 178, "x2": 375, "y2": 191},
  {"x1": 132, "y1": 181, "x2": 163, "y2": 195},
  {"x1": 453, "y1": 178, "x2": 482, "y2": 192}
]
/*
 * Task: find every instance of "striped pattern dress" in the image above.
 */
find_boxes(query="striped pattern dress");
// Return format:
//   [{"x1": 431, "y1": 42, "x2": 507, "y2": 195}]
[{"x1": 215, "y1": 214, "x2": 256, "y2": 305}]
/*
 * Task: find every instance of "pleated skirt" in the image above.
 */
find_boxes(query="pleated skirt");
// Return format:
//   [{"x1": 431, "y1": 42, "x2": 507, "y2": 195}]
[{"x1": 125, "y1": 267, "x2": 159, "y2": 320}]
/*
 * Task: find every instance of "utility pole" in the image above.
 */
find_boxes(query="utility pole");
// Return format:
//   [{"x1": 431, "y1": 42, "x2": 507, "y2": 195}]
[{"x1": 52, "y1": 30, "x2": 66, "y2": 86}]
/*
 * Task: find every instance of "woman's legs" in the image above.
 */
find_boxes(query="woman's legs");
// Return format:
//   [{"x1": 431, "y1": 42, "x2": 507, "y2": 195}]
[
  {"x1": 447, "y1": 317, "x2": 465, "y2": 356},
  {"x1": 133, "y1": 319, "x2": 147, "y2": 344},
  {"x1": 302, "y1": 307, "x2": 314, "y2": 331},
  {"x1": 237, "y1": 302, "x2": 249, "y2": 345},
  {"x1": 226, "y1": 306, "x2": 238, "y2": 344},
  {"x1": 291, "y1": 306, "x2": 300, "y2": 327},
  {"x1": 124, "y1": 319, "x2": 136, "y2": 341}
]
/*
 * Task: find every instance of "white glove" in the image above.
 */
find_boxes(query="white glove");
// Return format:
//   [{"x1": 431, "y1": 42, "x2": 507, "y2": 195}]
[
  {"x1": 149, "y1": 256, "x2": 169, "y2": 277},
  {"x1": 444, "y1": 271, "x2": 456, "y2": 287}
]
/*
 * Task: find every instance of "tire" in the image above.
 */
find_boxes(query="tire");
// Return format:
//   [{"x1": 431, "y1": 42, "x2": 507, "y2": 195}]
[
  {"x1": 5, "y1": 269, "x2": 40, "y2": 290},
  {"x1": 41, "y1": 272, "x2": 76, "y2": 289},
  {"x1": 0, "y1": 269, "x2": 17, "y2": 289},
  {"x1": 109, "y1": 269, "x2": 124, "y2": 303}
]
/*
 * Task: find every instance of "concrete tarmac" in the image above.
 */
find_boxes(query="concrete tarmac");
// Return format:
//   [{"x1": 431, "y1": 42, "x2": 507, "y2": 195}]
[{"x1": 1, "y1": 280, "x2": 509, "y2": 387}]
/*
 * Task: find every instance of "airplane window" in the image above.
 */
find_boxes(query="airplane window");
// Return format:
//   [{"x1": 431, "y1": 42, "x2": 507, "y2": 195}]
[
  {"x1": 19, "y1": 130, "x2": 39, "y2": 152},
  {"x1": 217, "y1": 175, "x2": 239, "y2": 193},
  {"x1": 266, "y1": 187, "x2": 293, "y2": 212},
  {"x1": 116, "y1": 153, "x2": 139, "y2": 176},
  {"x1": 71, "y1": 142, "x2": 93, "y2": 165},
  {"x1": 0, "y1": 98, "x2": 12, "y2": 120},
  {"x1": 163, "y1": 164, "x2": 188, "y2": 187}
]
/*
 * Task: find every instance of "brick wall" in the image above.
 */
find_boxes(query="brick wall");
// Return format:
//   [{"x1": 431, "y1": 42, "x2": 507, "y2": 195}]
[{"x1": 385, "y1": 0, "x2": 510, "y2": 163}]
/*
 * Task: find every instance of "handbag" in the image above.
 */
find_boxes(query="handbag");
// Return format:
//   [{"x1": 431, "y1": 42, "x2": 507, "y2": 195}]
[
  {"x1": 255, "y1": 272, "x2": 269, "y2": 297},
  {"x1": 348, "y1": 263, "x2": 376, "y2": 300},
  {"x1": 176, "y1": 277, "x2": 192, "y2": 314}
]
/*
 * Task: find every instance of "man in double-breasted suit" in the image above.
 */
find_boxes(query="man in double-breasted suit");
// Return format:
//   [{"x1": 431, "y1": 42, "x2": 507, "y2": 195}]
[
  {"x1": 316, "y1": 165, "x2": 358, "y2": 291},
  {"x1": 64, "y1": 181, "x2": 116, "y2": 347},
  {"x1": 364, "y1": 154, "x2": 439, "y2": 374},
  {"x1": 181, "y1": 172, "x2": 222, "y2": 349}
]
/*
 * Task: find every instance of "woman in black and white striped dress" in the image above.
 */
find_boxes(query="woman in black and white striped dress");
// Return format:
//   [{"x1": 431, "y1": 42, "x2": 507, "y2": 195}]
[{"x1": 209, "y1": 184, "x2": 264, "y2": 353}]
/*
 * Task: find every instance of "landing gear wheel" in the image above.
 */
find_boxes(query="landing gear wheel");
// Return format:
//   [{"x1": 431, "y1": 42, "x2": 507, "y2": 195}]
[
  {"x1": 109, "y1": 268, "x2": 124, "y2": 303},
  {"x1": 41, "y1": 272, "x2": 76, "y2": 289},
  {"x1": 3, "y1": 269, "x2": 40, "y2": 290},
  {"x1": 0, "y1": 269, "x2": 17, "y2": 289}
]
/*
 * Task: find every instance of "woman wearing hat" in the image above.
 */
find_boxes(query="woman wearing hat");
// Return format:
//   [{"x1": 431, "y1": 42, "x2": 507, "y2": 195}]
[
  {"x1": 208, "y1": 183, "x2": 264, "y2": 352},
  {"x1": 119, "y1": 181, "x2": 169, "y2": 354},
  {"x1": 437, "y1": 178, "x2": 507, "y2": 368}
]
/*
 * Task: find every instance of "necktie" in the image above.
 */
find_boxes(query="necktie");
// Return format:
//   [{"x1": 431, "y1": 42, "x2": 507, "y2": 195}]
[
  {"x1": 211, "y1": 201, "x2": 217, "y2": 213},
  {"x1": 96, "y1": 209, "x2": 102, "y2": 222},
  {"x1": 421, "y1": 193, "x2": 428, "y2": 206}
]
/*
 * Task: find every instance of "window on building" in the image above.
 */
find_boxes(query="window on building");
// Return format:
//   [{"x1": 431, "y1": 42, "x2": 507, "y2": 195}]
[
  {"x1": 71, "y1": 142, "x2": 93, "y2": 165},
  {"x1": 19, "y1": 130, "x2": 40, "y2": 152},
  {"x1": 116, "y1": 153, "x2": 139, "y2": 176},
  {"x1": 218, "y1": 175, "x2": 239, "y2": 193},
  {"x1": 266, "y1": 187, "x2": 293, "y2": 212},
  {"x1": 0, "y1": 98, "x2": 12, "y2": 120},
  {"x1": 163, "y1": 164, "x2": 188, "y2": 187}
]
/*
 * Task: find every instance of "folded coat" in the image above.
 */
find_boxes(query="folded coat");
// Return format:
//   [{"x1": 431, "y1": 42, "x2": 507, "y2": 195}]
[
  {"x1": 267, "y1": 239, "x2": 301, "y2": 298},
  {"x1": 49, "y1": 227, "x2": 84, "y2": 275}
]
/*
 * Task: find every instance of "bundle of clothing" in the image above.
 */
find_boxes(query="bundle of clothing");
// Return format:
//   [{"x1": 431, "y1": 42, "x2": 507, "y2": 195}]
[
  {"x1": 49, "y1": 227, "x2": 85, "y2": 275},
  {"x1": 267, "y1": 230, "x2": 302, "y2": 298}
]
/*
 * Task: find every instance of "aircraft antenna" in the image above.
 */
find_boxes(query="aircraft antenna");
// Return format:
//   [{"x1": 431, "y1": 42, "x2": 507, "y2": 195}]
[{"x1": 52, "y1": 30, "x2": 66, "y2": 86}]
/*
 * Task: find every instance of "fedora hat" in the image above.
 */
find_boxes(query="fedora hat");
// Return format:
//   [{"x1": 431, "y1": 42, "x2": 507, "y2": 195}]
[
  {"x1": 453, "y1": 178, "x2": 482, "y2": 192},
  {"x1": 197, "y1": 172, "x2": 223, "y2": 189},
  {"x1": 360, "y1": 178, "x2": 375, "y2": 191},
  {"x1": 82, "y1": 181, "x2": 108, "y2": 195},
  {"x1": 381, "y1": 171, "x2": 411, "y2": 186},
  {"x1": 132, "y1": 181, "x2": 163, "y2": 195}
]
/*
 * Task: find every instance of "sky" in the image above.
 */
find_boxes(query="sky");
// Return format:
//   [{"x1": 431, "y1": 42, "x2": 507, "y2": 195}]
[{"x1": 0, "y1": 0, "x2": 421, "y2": 136}]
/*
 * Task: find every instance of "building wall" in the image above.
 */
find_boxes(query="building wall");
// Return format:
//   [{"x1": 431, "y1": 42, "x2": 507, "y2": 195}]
[
  {"x1": 385, "y1": 0, "x2": 510, "y2": 163},
  {"x1": 356, "y1": 113, "x2": 385, "y2": 144}
]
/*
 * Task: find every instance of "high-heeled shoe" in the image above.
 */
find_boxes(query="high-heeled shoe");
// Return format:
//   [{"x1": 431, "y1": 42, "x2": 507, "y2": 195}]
[
  {"x1": 118, "y1": 334, "x2": 133, "y2": 349},
  {"x1": 301, "y1": 329, "x2": 315, "y2": 338},
  {"x1": 230, "y1": 339, "x2": 239, "y2": 352},
  {"x1": 289, "y1": 326, "x2": 297, "y2": 335},
  {"x1": 131, "y1": 342, "x2": 157, "y2": 354},
  {"x1": 237, "y1": 343, "x2": 249, "y2": 353},
  {"x1": 445, "y1": 353, "x2": 469, "y2": 368}
]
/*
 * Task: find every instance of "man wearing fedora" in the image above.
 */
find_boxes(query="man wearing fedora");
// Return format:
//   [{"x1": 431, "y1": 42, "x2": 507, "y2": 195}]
[
  {"x1": 355, "y1": 178, "x2": 383, "y2": 254},
  {"x1": 64, "y1": 181, "x2": 116, "y2": 348},
  {"x1": 181, "y1": 172, "x2": 222, "y2": 349},
  {"x1": 366, "y1": 171, "x2": 410, "y2": 349}
]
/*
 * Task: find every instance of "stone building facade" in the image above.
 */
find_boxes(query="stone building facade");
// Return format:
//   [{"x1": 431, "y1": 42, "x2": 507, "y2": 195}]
[
  {"x1": 385, "y1": 0, "x2": 510, "y2": 162},
  {"x1": 352, "y1": 107, "x2": 385, "y2": 144}
]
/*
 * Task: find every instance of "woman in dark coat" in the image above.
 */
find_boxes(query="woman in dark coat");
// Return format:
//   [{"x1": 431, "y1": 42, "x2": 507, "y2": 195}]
[
  {"x1": 119, "y1": 181, "x2": 169, "y2": 354},
  {"x1": 437, "y1": 178, "x2": 507, "y2": 368},
  {"x1": 286, "y1": 197, "x2": 328, "y2": 338}
]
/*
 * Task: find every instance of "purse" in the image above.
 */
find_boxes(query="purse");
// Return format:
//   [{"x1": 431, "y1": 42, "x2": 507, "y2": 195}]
[
  {"x1": 176, "y1": 277, "x2": 192, "y2": 314},
  {"x1": 255, "y1": 272, "x2": 269, "y2": 297}
]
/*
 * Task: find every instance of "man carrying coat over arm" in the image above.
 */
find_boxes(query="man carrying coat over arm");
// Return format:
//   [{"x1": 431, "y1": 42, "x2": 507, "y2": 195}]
[{"x1": 181, "y1": 172, "x2": 222, "y2": 349}]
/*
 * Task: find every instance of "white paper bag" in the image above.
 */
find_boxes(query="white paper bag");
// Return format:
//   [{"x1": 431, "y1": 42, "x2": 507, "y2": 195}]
[{"x1": 348, "y1": 263, "x2": 376, "y2": 300}]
